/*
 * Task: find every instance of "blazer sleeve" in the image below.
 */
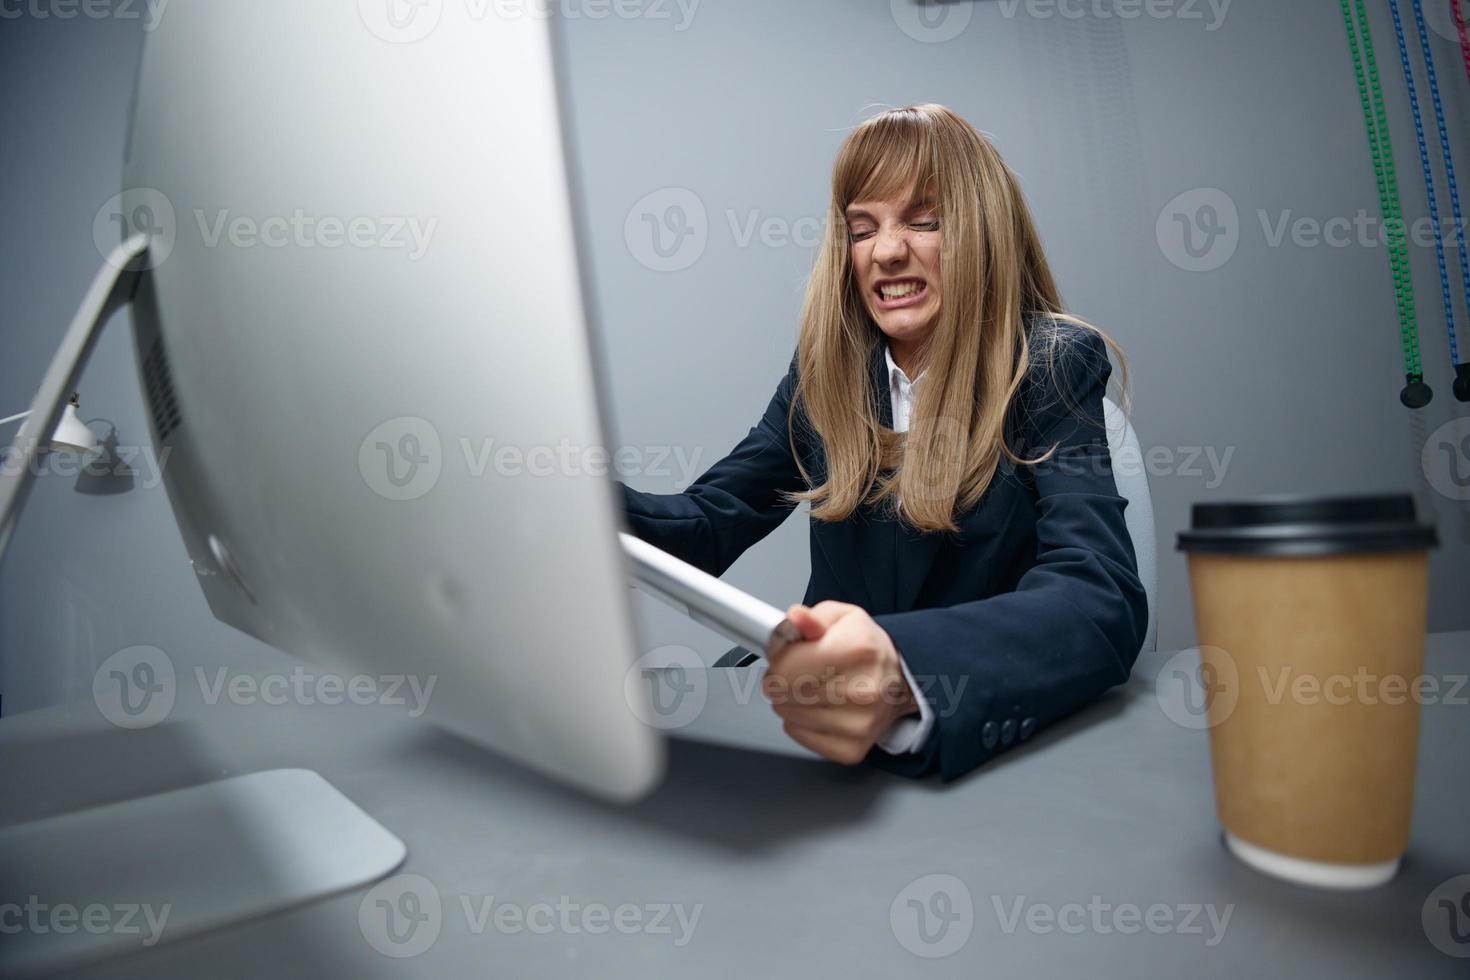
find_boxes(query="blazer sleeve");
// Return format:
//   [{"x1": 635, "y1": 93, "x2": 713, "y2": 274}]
[
  {"x1": 869, "y1": 326, "x2": 1148, "y2": 781},
  {"x1": 619, "y1": 357, "x2": 806, "y2": 577}
]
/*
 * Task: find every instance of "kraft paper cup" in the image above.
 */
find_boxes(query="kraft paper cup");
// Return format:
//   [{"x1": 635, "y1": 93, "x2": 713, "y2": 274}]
[{"x1": 1177, "y1": 494, "x2": 1437, "y2": 890}]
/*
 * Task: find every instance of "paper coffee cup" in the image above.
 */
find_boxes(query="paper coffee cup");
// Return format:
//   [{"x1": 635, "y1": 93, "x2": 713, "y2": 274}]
[{"x1": 1177, "y1": 494, "x2": 1437, "y2": 889}]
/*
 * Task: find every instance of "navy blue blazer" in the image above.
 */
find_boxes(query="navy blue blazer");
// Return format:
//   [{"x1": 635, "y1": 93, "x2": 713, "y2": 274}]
[{"x1": 620, "y1": 321, "x2": 1148, "y2": 780}]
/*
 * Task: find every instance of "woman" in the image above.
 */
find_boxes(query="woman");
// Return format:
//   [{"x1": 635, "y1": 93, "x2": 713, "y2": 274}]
[{"x1": 621, "y1": 104, "x2": 1147, "y2": 780}]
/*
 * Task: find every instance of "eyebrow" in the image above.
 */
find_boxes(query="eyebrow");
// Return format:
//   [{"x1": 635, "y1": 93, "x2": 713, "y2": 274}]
[{"x1": 845, "y1": 196, "x2": 938, "y2": 220}]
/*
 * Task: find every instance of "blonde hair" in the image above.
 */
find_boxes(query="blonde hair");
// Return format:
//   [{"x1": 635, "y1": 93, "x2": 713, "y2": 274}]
[{"x1": 787, "y1": 103, "x2": 1126, "y2": 533}]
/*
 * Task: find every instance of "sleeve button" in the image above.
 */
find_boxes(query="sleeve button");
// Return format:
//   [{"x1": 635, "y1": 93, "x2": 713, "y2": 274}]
[
  {"x1": 1020, "y1": 717, "x2": 1036, "y2": 741},
  {"x1": 981, "y1": 721, "x2": 998, "y2": 750},
  {"x1": 1000, "y1": 719, "x2": 1016, "y2": 746}
]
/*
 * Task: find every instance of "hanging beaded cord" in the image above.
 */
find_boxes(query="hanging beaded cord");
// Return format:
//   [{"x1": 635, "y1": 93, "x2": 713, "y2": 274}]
[
  {"x1": 1389, "y1": 0, "x2": 1470, "y2": 401},
  {"x1": 1417, "y1": 0, "x2": 1470, "y2": 400},
  {"x1": 1455, "y1": 0, "x2": 1470, "y2": 91},
  {"x1": 1341, "y1": 0, "x2": 1431, "y2": 407}
]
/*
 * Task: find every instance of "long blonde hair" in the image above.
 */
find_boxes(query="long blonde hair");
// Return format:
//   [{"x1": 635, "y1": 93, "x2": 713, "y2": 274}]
[{"x1": 787, "y1": 104, "x2": 1126, "y2": 533}]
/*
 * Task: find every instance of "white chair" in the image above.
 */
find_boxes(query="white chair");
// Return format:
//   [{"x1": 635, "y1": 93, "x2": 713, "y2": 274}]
[{"x1": 1103, "y1": 397, "x2": 1159, "y2": 655}]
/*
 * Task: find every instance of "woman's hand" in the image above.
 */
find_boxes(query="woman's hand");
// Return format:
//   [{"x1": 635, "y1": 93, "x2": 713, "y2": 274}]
[{"x1": 763, "y1": 600, "x2": 919, "y2": 764}]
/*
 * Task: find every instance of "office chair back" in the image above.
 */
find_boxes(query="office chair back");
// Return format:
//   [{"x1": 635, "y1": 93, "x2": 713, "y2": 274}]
[{"x1": 1102, "y1": 397, "x2": 1159, "y2": 654}]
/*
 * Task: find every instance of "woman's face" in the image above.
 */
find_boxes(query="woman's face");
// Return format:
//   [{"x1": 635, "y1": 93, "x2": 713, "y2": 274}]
[{"x1": 846, "y1": 189, "x2": 942, "y2": 355}]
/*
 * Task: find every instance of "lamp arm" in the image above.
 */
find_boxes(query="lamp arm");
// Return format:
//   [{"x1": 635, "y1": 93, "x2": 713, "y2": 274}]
[
  {"x1": 0, "y1": 235, "x2": 151, "y2": 561},
  {"x1": 0, "y1": 411, "x2": 33, "y2": 427}
]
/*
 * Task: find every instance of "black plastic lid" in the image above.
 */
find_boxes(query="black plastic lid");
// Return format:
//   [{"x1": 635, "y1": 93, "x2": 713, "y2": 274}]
[{"x1": 1177, "y1": 493, "x2": 1438, "y2": 556}]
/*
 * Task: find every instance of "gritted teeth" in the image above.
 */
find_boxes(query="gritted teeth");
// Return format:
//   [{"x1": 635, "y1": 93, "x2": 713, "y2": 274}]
[{"x1": 877, "y1": 278, "x2": 926, "y2": 300}]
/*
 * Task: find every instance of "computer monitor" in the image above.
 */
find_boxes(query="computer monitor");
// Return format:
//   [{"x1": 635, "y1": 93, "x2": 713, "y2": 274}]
[
  {"x1": 0, "y1": 8, "x2": 683, "y2": 970},
  {"x1": 121, "y1": 1, "x2": 663, "y2": 800}
]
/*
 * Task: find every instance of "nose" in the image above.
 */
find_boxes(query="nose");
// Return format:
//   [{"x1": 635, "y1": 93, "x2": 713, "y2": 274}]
[{"x1": 872, "y1": 224, "x2": 909, "y2": 268}]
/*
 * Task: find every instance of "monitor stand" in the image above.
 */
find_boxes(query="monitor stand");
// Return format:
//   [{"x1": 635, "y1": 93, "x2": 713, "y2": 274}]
[
  {"x1": 0, "y1": 769, "x2": 406, "y2": 975},
  {"x1": 0, "y1": 240, "x2": 406, "y2": 976}
]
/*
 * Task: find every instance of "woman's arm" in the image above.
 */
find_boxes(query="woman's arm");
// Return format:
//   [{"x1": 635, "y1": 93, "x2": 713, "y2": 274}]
[
  {"x1": 620, "y1": 357, "x2": 807, "y2": 576},
  {"x1": 865, "y1": 326, "x2": 1148, "y2": 780}
]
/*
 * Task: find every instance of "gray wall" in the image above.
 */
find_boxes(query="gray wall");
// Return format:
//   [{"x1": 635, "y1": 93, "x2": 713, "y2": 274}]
[{"x1": 3, "y1": 1, "x2": 1469, "y2": 713}]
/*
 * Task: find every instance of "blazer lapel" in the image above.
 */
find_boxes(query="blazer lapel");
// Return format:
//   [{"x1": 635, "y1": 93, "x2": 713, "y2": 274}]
[
  {"x1": 855, "y1": 344, "x2": 896, "y2": 613},
  {"x1": 810, "y1": 343, "x2": 946, "y2": 615},
  {"x1": 881, "y1": 343, "x2": 945, "y2": 612}
]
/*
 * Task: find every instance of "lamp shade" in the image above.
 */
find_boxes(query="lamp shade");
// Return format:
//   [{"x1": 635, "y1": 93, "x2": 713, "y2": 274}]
[
  {"x1": 49, "y1": 402, "x2": 101, "y2": 455},
  {"x1": 13, "y1": 400, "x2": 101, "y2": 456}
]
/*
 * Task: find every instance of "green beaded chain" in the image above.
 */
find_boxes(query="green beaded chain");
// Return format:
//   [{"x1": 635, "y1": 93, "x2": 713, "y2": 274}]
[{"x1": 1341, "y1": 0, "x2": 1432, "y2": 407}]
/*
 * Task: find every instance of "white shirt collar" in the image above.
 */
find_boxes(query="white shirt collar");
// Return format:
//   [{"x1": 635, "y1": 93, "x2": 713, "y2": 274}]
[
  {"x1": 883, "y1": 344, "x2": 924, "y2": 435},
  {"x1": 883, "y1": 344, "x2": 924, "y2": 389}
]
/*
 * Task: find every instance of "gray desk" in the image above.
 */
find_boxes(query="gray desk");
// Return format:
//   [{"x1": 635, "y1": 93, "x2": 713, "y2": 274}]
[{"x1": 2, "y1": 633, "x2": 1466, "y2": 978}]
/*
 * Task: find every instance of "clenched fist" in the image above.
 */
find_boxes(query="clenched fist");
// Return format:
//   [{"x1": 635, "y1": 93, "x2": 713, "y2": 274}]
[{"x1": 763, "y1": 600, "x2": 919, "y2": 765}]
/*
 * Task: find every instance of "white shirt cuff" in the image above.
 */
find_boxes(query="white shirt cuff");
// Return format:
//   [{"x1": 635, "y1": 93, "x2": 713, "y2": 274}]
[{"x1": 874, "y1": 655, "x2": 935, "y2": 755}]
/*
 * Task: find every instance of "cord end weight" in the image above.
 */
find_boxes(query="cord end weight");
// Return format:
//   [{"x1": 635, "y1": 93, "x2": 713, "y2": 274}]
[{"x1": 1400, "y1": 374, "x2": 1434, "y2": 409}]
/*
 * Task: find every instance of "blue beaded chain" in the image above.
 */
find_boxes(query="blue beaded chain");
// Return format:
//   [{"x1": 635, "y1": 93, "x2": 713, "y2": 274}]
[
  {"x1": 1389, "y1": 0, "x2": 1470, "y2": 401},
  {"x1": 1409, "y1": 0, "x2": 1470, "y2": 399}
]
